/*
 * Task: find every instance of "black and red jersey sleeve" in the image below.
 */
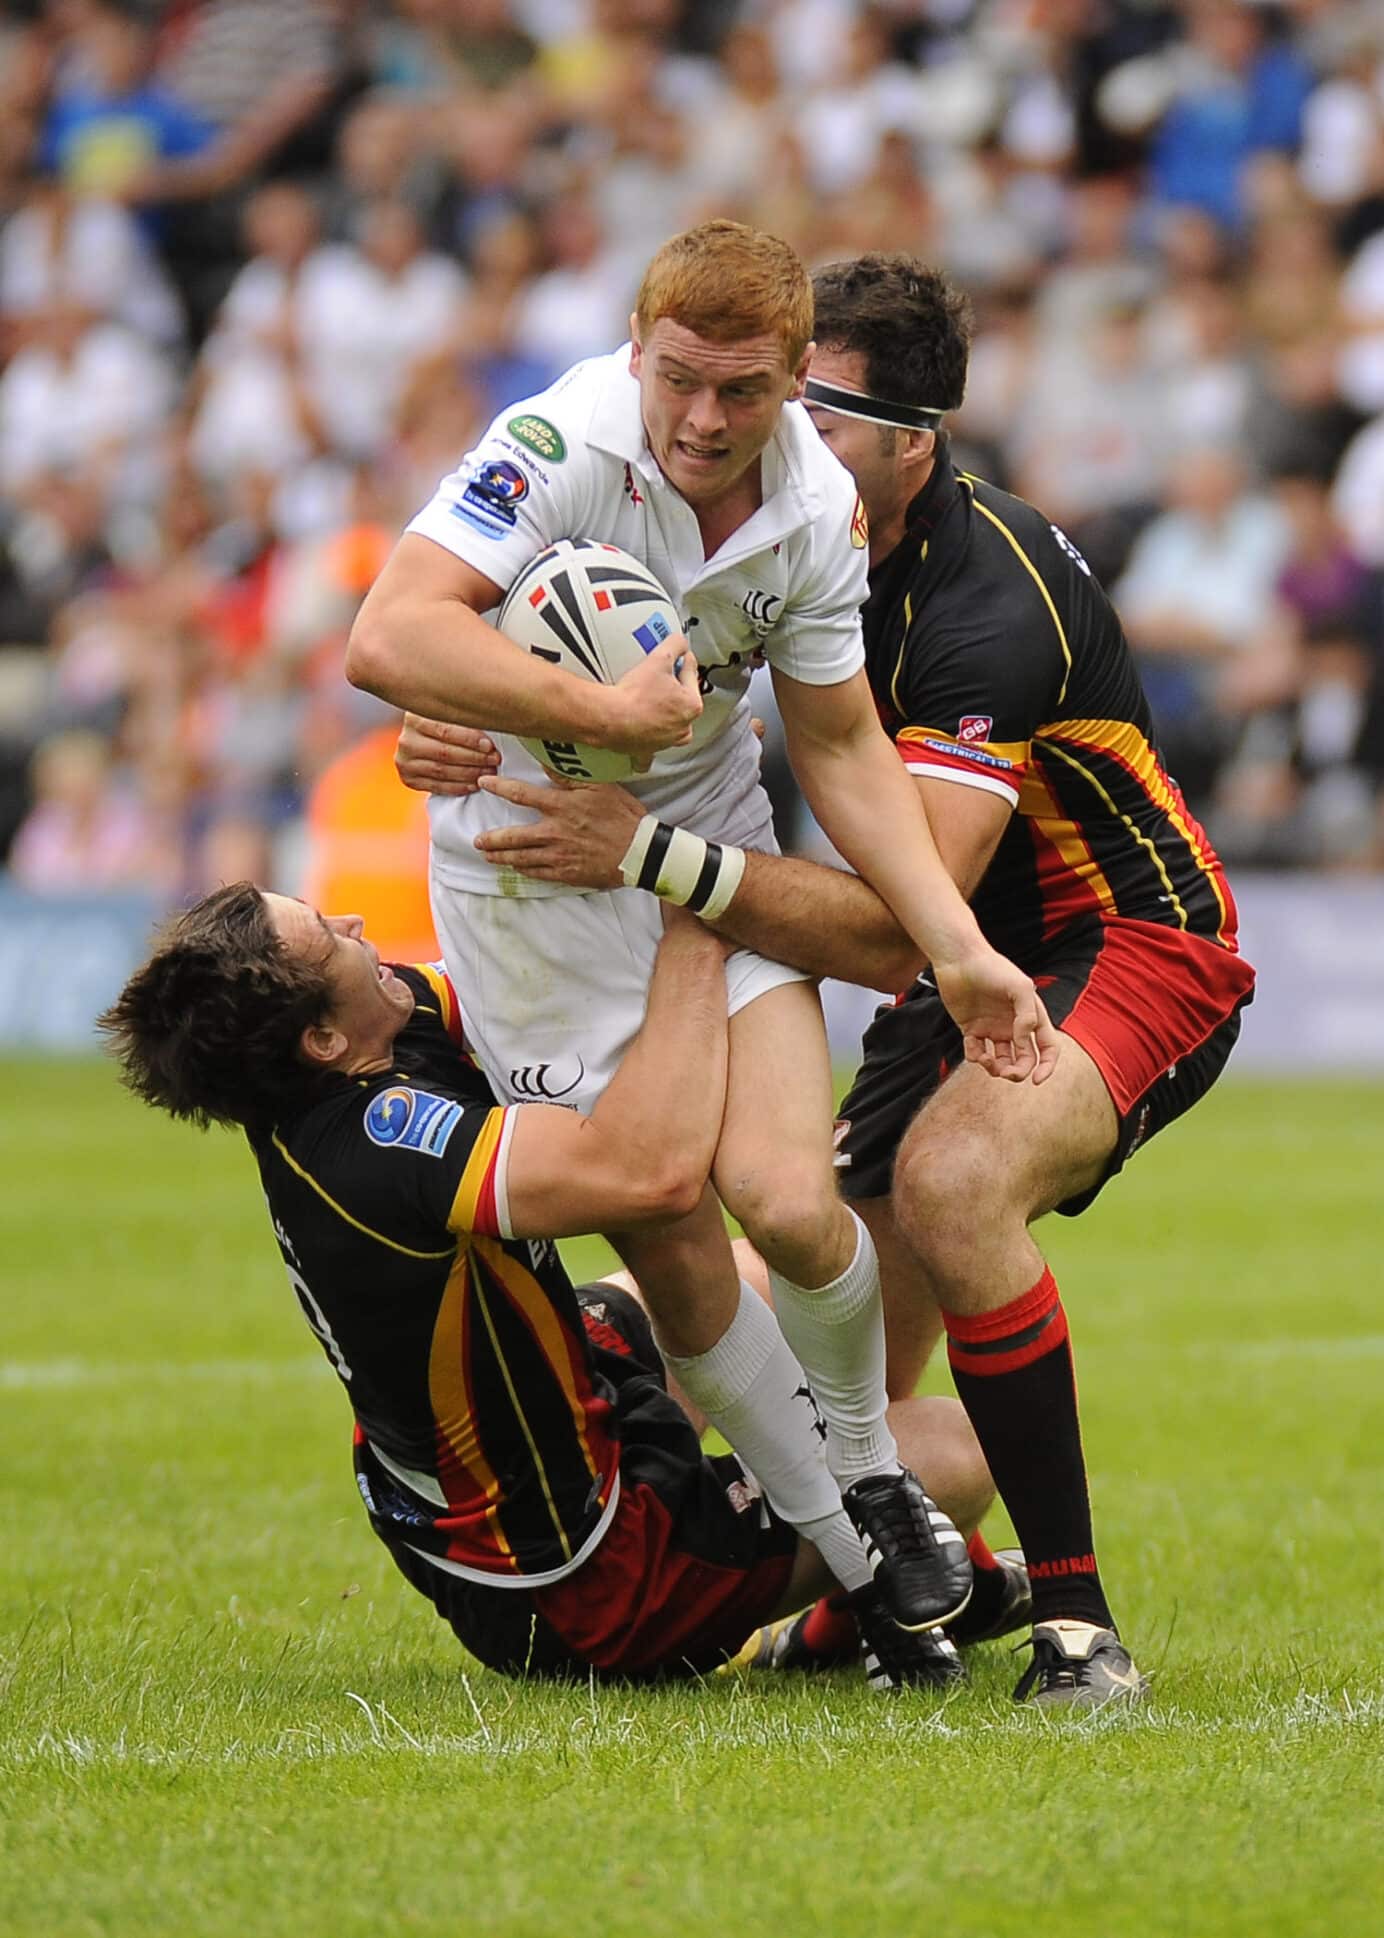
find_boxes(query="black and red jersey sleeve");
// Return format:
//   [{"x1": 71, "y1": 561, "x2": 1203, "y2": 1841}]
[
  {"x1": 889, "y1": 588, "x2": 1066, "y2": 810},
  {"x1": 278, "y1": 1077, "x2": 516, "y2": 1258}
]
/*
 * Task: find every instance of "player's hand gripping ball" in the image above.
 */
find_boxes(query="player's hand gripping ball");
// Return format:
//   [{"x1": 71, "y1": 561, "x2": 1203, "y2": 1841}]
[{"x1": 497, "y1": 539, "x2": 686, "y2": 781}]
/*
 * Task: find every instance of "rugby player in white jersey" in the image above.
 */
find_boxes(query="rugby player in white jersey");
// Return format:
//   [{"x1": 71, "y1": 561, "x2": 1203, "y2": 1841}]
[{"x1": 347, "y1": 221, "x2": 1055, "y2": 1635}]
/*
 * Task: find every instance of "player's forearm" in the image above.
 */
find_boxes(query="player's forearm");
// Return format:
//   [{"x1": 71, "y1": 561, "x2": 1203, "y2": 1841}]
[
  {"x1": 789, "y1": 724, "x2": 984, "y2": 973},
  {"x1": 346, "y1": 595, "x2": 617, "y2": 742},
  {"x1": 588, "y1": 924, "x2": 729, "y2": 1205},
  {"x1": 706, "y1": 851, "x2": 924, "y2": 993}
]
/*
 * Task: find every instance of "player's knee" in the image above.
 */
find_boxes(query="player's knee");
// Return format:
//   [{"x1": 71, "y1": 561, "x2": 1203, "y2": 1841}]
[
  {"x1": 729, "y1": 1166, "x2": 840, "y2": 1281},
  {"x1": 892, "y1": 1133, "x2": 1009, "y2": 1269}
]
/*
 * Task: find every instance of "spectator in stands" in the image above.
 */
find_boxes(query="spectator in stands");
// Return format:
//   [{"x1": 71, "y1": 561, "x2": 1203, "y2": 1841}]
[
  {"x1": 0, "y1": 165, "x2": 184, "y2": 349},
  {"x1": 8, "y1": 726, "x2": 176, "y2": 893},
  {"x1": 1116, "y1": 442, "x2": 1290, "y2": 805},
  {"x1": 2, "y1": 0, "x2": 1382, "y2": 892},
  {"x1": 295, "y1": 197, "x2": 468, "y2": 460},
  {"x1": 39, "y1": 0, "x2": 214, "y2": 219},
  {"x1": 1215, "y1": 463, "x2": 1383, "y2": 864},
  {"x1": 0, "y1": 293, "x2": 171, "y2": 510}
]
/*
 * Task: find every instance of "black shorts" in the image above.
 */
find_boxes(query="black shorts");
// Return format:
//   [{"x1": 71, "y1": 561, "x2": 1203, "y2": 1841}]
[
  {"x1": 381, "y1": 1284, "x2": 797, "y2": 1682},
  {"x1": 837, "y1": 915, "x2": 1254, "y2": 1216}
]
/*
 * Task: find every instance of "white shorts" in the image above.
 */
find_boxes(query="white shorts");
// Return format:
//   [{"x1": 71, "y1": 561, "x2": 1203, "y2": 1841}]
[{"x1": 432, "y1": 881, "x2": 811, "y2": 1110}]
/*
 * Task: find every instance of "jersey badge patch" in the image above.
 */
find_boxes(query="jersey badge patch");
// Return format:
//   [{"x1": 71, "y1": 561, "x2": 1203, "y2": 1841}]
[
  {"x1": 507, "y1": 413, "x2": 567, "y2": 463},
  {"x1": 958, "y1": 714, "x2": 994, "y2": 745},
  {"x1": 364, "y1": 1086, "x2": 463, "y2": 1157},
  {"x1": 850, "y1": 495, "x2": 869, "y2": 548},
  {"x1": 457, "y1": 458, "x2": 528, "y2": 530},
  {"x1": 449, "y1": 499, "x2": 509, "y2": 539},
  {"x1": 922, "y1": 736, "x2": 1013, "y2": 772}
]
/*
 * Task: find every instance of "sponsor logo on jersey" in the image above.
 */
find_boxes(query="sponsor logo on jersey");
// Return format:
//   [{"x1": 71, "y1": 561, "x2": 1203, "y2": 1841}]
[
  {"x1": 958, "y1": 714, "x2": 994, "y2": 744},
  {"x1": 364, "y1": 1085, "x2": 463, "y2": 1156},
  {"x1": 509, "y1": 1059, "x2": 585, "y2": 1100},
  {"x1": 496, "y1": 438, "x2": 550, "y2": 485},
  {"x1": 832, "y1": 1117, "x2": 851, "y2": 1169},
  {"x1": 633, "y1": 613, "x2": 671, "y2": 653},
  {"x1": 740, "y1": 588, "x2": 784, "y2": 629},
  {"x1": 623, "y1": 461, "x2": 643, "y2": 507},
  {"x1": 507, "y1": 413, "x2": 567, "y2": 463},
  {"x1": 920, "y1": 736, "x2": 1013, "y2": 772},
  {"x1": 457, "y1": 458, "x2": 528, "y2": 530},
  {"x1": 850, "y1": 495, "x2": 869, "y2": 548},
  {"x1": 449, "y1": 499, "x2": 509, "y2": 540}
]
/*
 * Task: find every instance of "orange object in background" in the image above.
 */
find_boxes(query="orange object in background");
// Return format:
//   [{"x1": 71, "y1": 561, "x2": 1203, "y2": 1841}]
[{"x1": 303, "y1": 725, "x2": 437, "y2": 964}]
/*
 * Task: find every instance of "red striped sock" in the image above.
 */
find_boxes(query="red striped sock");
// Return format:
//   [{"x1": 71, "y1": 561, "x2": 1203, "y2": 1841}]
[
  {"x1": 942, "y1": 1269, "x2": 1114, "y2": 1631},
  {"x1": 967, "y1": 1530, "x2": 1001, "y2": 1573},
  {"x1": 800, "y1": 1593, "x2": 859, "y2": 1660}
]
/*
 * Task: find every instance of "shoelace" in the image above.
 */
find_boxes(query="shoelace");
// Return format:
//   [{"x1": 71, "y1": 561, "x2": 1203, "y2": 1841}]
[
  {"x1": 1011, "y1": 1635, "x2": 1096, "y2": 1702},
  {"x1": 858, "y1": 1480, "x2": 938, "y2": 1555}
]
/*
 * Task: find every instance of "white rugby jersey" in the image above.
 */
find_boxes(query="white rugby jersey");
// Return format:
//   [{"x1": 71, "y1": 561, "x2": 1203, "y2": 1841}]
[{"x1": 405, "y1": 347, "x2": 870, "y2": 896}]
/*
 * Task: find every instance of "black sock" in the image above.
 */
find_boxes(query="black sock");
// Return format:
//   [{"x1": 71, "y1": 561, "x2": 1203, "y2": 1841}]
[{"x1": 942, "y1": 1268, "x2": 1114, "y2": 1631}]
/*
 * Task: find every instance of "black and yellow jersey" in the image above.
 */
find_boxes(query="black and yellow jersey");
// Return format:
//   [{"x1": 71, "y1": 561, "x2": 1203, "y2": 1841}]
[
  {"x1": 864, "y1": 450, "x2": 1243, "y2": 963},
  {"x1": 247, "y1": 965, "x2": 620, "y2": 1588}
]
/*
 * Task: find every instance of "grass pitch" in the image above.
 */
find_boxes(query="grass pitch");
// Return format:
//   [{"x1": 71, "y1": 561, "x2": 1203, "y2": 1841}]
[{"x1": 2, "y1": 1062, "x2": 1381, "y2": 1937}]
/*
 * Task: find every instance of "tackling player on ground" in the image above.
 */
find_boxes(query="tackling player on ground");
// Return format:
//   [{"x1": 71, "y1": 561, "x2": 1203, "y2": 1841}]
[
  {"x1": 99, "y1": 885, "x2": 995, "y2": 1688},
  {"x1": 404, "y1": 256, "x2": 1257, "y2": 1708},
  {"x1": 347, "y1": 221, "x2": 1056, "y2": 1643}
]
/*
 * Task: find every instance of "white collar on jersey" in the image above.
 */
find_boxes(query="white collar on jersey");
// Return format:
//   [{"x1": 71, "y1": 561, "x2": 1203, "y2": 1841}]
[{"x1": 587, "y1": 346, "x2": 829, "y2": 530}]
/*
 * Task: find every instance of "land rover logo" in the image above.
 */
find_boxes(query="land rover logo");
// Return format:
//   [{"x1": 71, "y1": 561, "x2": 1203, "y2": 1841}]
[{"x1": 507, "y1": 414, "x2": 567, "y2": 463}]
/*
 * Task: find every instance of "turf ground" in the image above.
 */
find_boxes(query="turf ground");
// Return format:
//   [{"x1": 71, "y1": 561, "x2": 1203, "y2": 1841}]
[{"x1": 2, "y1": 1061, "x2": 1382, "y2": 1937}]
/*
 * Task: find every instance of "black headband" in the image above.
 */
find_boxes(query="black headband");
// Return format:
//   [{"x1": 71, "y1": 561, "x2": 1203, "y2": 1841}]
[{"x1": 803, "y1": 378, "x2": 945, "y2": 432}]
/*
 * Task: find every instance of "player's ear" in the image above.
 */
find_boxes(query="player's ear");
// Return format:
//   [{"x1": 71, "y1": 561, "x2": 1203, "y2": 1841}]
[
  {"x1": 628, "y1": 314, "x2": 643, "y2": 375},
  {"x1": 787, "y1": 339, "x2": 815, "y2": 401},
  {"x1": 903, "y1": 426, "x2": 936, "y2": 476},
  {"x1": 300, "y1": 1021, "x2": 348, "y2": 1069}
]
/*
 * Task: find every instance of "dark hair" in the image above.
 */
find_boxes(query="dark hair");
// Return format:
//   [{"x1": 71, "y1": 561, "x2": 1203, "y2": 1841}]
[
  {"x1": 98, "y1": 882, "x2": 337, "y2": 1131},
  {"x1": 810, "y1": 255, "x2": 972, "y2": 413}
]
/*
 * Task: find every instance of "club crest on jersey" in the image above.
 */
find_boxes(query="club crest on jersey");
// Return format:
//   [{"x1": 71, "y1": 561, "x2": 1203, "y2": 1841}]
[
  {"x1": 958, "y1": 714, "x2": 994, "y2": 745},
  {"x1": 740, "y1": 588, "x2": 784, "y2": 630},
  {"x1": 506, "y1": 413, "x2": 567, "y2": 463},
  {"x1": 850, "y1": 495, "x2": 869, "y2": 548},
  {"x1": 458, "y1": 458, "x2": 528, "y2": 531},
  {"x1": 364, "y1": 1086, "x2": 463, "y2": 1157}
]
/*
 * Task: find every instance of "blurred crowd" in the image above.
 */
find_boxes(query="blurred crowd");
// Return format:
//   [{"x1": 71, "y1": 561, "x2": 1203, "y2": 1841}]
[{"x1": 1, "y1": 0, "x2": 1383, "y2": 907}]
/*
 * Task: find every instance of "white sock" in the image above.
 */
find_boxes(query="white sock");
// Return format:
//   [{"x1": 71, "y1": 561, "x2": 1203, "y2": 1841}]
[
  {"x1": 768, "y1": 1209, "x2": 899, "y2": 1486},
  {"x1": 659, "y1": 1282, "x2": 872, "y2": 1593}
]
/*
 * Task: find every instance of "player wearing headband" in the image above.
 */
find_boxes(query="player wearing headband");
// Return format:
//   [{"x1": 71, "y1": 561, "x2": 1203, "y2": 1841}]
[{"x1": 426, "y1": 255, "x2": 1256, "y2": 1708}]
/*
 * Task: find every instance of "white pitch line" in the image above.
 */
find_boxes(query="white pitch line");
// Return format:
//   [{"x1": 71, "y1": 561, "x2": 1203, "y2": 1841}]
[
  {"x1": 7, "y1": 1335, "x2": 1384, "y2": 1392},
  {"x1": 0, "y1": 1358, "x2": 328, "y2": 1391},
  {"x1": 5, "y1": 1689, "x2": 1380, "y2": 1771}
]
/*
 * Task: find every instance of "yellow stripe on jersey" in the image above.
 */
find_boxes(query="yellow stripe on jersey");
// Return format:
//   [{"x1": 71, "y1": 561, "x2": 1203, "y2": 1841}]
[
  {"x1": 1021, "y1": 767, "x2": 1119, "y2": 915},
  {"x1": 413, "y1": 962, "x2": 461, "y2": 1040},
  {"x1": 1041, "y1": 737, "x2": 1189, "y2": 929},
  {"x1": 890, "y1": 562, "x2": 924, "y2": 717},
  {"x1": 967, "y1": 493, "x2": 1073, "y2": 706},
  {"x1": 1046, "y1": 718, "x2": 1232, "y2": 939},
  {"x1": 477, "y1": 1237, "x2": 601, "y2": 1484},
  {"x1": 470, "y1": 1238, "x2": 573, "y2": 1562},
  {"x1": 447, "y1": 1107, "x2": 506, "y2": 1234},
  {"x1": 270, "y1": 1134, "x2": 454, "y2": 1260},
  {"x1": 429, "y1": 1248, "x2": 513, "y2": 1561}
]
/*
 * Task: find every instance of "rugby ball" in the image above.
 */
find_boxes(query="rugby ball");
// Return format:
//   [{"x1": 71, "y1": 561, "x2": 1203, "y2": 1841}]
[{"x1": 497, "y1": 539, "x2": 682, "y2": 782}]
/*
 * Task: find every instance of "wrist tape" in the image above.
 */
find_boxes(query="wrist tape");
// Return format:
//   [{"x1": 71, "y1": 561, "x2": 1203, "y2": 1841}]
[{"x1": 619, "y1": 814, "x2": 746, "y2": 920}]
